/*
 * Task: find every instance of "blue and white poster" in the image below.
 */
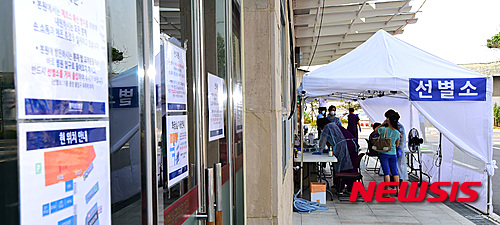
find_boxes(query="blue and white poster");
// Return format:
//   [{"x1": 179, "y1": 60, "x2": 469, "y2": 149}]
[
  {"x1": 166, "y1": 115, "x2": 189, "y2": 188},
  {"x1": 164, "y1": 42, "x2": 187, "y2": 112},
  {"x1": 208, "y1": 73, "x2": 225, "y2": 141},
  {"x1": 409, "y1": 78, "x2": 486, "y2": 101},
  {"x1": 14, "y1": 0, "x2": 108, "y2": 119},
  {"x1": 19, "y1": 121, "x2": 111, "y2": 225}
]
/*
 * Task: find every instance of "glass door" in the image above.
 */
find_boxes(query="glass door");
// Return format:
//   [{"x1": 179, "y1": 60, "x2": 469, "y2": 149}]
[{"x1": 156, "y1": 0, "x2": 202, "y2": 224}]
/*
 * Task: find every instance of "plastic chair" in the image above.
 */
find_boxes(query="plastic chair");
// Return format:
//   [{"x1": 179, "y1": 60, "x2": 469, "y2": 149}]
[
  {"x1": 364, "y1": 138, "x2": 380, "y2": 174},
  {"x1": 334, "y1": 153, "x2": 365, "y2": 201}
]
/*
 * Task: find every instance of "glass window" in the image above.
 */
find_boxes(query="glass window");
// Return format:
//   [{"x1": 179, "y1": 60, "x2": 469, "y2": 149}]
[
  {"x1": 105, "y1": 0, "x2": 143, "y2": 223},
  {"x1": 281, "y1": 6, "x2": 290, "y2": 177},
  {"x1": 0, "y1": 1, "x2": 18, "y2": 223},
  {"x1": 232, "y1": 5, "x2": 245, "y2": 224}
]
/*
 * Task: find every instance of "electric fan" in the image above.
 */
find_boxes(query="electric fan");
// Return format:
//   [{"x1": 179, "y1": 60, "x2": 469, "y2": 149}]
[{"x1": 407, "y1": 128, "x2": 424, "y2": 153}]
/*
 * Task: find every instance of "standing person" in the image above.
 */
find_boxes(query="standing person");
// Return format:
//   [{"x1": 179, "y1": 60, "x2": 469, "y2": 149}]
[
  {"x1": 346, "y1": 108, "x2": 361, "y2": 145},
  {"x1": 317, "y1": 118, "x2": 354, "y2": 174},
  {"x1": 327, "y1": 105, "x2": 343, "y2": 127},
  {"x1": 316, "y1": 107, "x2": 327, "y2": 138},
  {"x1": 384, "y1": 109, "x2": 408, "y2": 182},
  {"x1": 317, "y1": 107, "x2": 326, "y2": 120},
  {"x1": 374, "y1": 114, "x2": 401, "y2": 196}
]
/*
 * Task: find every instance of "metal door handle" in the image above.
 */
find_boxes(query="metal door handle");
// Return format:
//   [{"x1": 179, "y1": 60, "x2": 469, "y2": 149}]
[
  {"x1": 206, "y1": 168, "x2": 215, "y2": 224},
  {"x1": 196, "y1": 168, "x2": 216, "y2": 223}
]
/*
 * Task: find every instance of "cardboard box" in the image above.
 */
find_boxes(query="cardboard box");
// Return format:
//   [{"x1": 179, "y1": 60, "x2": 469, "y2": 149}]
[{"x1": 310, "y1": 182, "x2": 326, "y2": 204}]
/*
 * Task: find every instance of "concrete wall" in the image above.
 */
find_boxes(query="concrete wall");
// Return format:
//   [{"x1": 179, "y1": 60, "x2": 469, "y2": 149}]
[{"x1": 242, "y1": 0, "x2": 294, "y2": 224}]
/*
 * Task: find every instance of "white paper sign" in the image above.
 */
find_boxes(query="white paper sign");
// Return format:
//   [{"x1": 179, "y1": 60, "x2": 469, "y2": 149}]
[
  {"x1": 166, "y1": 115, "x2": 189, "y2": 188},
  {"x1": 18, "y1": 121, "x2": 111, "y2": 225},
  {"x1": 165, "y1": 42, "x2": 187, "y2": 112},
  {"x1": 208, "y1": 73, "x2": 225, "y2": 141},
  {"x1": 14, "y1": 0, "x2": 108, "y2": 119}
]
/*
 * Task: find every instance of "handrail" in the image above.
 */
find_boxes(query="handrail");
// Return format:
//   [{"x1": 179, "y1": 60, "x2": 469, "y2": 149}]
[{"x1": 111, "y1": 124, "x2": 140, "y2": 153}]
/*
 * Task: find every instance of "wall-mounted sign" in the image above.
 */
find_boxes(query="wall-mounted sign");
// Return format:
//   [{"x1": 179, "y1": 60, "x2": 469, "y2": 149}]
[
  {"x1": 208, "y1": 73, "x2": 225, "y2": 141},
  {"x1": 164, "y1": 42, "x2": 187, "y2": 112},
  {"x1": 166, "y1": 115, "x2": 189, "y2": 188},
  {"x1": 14, "y1": 0, "x2": 108, "y2": 118},
  {"x1": 409, "y1": 78, "x2": 486, "y2": 101},
  {"x1": 19, "y1": 121, "x2": 111, "y2": 225}
]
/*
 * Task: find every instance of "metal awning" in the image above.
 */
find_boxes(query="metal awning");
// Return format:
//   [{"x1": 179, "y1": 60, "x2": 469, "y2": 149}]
[{"x1": 294, "y1": 0, "x2": 419, "y2": 66}]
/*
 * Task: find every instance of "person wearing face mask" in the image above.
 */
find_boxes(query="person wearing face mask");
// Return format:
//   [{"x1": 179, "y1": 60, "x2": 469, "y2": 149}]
[
  {"x1": 317, "y1": 107, "x2": 327, "y2": 138},
  {"x1": 327, "y1": 105, "x2": 343, "y2": 127},
  {"x1": 317, "y1": 107, "x2": 326, "y2": 120}
]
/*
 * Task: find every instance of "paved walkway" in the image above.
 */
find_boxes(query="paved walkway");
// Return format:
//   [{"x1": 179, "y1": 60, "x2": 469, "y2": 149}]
[{"x1": 293, "y1": 168, "x2": 495, "y2": 225}]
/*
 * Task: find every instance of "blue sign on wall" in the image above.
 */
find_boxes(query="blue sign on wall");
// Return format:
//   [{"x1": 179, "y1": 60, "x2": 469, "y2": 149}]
[{"x1": 409, "y1": 78, "x2": 486, "y2": 101}]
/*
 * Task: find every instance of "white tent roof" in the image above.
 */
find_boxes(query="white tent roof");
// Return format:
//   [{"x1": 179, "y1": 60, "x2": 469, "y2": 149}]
[
  {"x1": 302, "y1": 29, "x2": 494, "y2": 213},
  {"x1": 303, "y1": 29, "x2": 485, "y2": 98}
]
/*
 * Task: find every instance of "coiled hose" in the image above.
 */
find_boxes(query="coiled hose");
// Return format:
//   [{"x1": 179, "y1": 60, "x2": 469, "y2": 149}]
[{"x1": 293, "y1": 190, "x2": 329, "y2": 214}]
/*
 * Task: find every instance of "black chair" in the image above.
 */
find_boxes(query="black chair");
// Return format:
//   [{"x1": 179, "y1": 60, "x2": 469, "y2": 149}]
[
  {"x1": 334, "y1": 153, "x2": 365, "y2": 201},
  {"x1": 364, "y1": 138, "x2": 380, "y2": 174}
]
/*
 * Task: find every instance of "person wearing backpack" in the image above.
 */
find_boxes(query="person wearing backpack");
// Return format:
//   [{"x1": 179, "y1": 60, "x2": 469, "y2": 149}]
[
  {"x1": 384, "y1": 109, "x2": 408, "y2": 182},
  {"x1": 374, "y1": 113, "x2": 401, "y2": 196}
]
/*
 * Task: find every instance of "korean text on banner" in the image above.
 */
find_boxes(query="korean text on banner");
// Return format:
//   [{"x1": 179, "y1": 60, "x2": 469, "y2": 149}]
[
  {"x1": 409, "y1": 78, "x2": 486, "y2": 101},
  {"x1": 18, "y1": 121, "x2": 111, "y2": 225},
  {"x1": 14, "y1": 0, "x2": 108, "y2": 118},
  {"x1": 208, "y1": 73, "x2": 225, "y2": 141},
  {"x1": 167, "y1": 115, "x2": 189, "y2": 188},
  {"x1": 164, "y1": 42, "x2": 187, "y2": 112}
]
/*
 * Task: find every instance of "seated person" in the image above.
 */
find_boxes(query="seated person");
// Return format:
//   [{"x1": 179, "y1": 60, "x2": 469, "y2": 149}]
[
  {"x1": 367, "y1": 122, "x2": 381, "y2": 156},
  {"x1": 317, "y1": 118, "x2": 358, "y2": 192}
]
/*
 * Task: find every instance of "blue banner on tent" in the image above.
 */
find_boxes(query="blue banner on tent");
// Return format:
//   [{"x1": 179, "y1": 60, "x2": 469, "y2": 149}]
[
  {"x1": 409, "y1": 78, "x2": 486, "y2": 101},
  {"x1": 110, "y1": 86, "x2": 138, "y2": 108}
]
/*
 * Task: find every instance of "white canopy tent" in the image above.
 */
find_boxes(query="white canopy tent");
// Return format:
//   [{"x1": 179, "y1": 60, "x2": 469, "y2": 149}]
[{"x1": 301, "y1": 30, "x2": 494, "y2": 213}]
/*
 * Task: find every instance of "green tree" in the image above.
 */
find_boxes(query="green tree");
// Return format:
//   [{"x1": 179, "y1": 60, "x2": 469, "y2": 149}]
[
  {"x1": 494, "y1": 103, "x2": 500, "y2": 127},
  {"x1": 304, "y1": 100, "x2": 318, "y2": 124},
  {"x1": 487, "y1": 32, "x2": 500, "y2": 48}
]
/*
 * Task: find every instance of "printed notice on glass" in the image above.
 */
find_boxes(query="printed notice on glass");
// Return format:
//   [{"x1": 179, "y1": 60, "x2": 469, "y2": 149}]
[
  {"x1": 14, "y1": 0, "x2": 108, "y2": 119},
  {"x1": 167, "y1": 115, "x2": 189, "y2": 188},
  {"x1": 18, "y1": 121, "x2": 111, "y2": 225},
  {"x1": 165, "y1": 42, "x2": 187, "y2": 112},
  {"x1": 208, "y1": 73, "x2": 225, "y2": 141}
]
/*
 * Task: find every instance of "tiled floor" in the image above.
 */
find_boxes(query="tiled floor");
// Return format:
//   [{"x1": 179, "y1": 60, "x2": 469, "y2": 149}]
[
  {"x1": 111, "y1": 199, "x2": 141, "y2": 225},
  {"x1": 293, "y1": 160, "x2": 491, "y2": 225}
]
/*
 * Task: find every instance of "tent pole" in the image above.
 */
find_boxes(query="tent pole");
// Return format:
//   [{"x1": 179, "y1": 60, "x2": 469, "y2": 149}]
[
  {"x1": 488, "y1": 174, "x2": 492, "y2": 215},
  {"x1": 300, "y1": 95, "x2": 305, "y2": 197},
  {"x1": 438, "y1": 133, "x2": 442, "y2": 182},
  {"x1": 410, "y1": 101, "x2": 413, "y2": 130}
]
